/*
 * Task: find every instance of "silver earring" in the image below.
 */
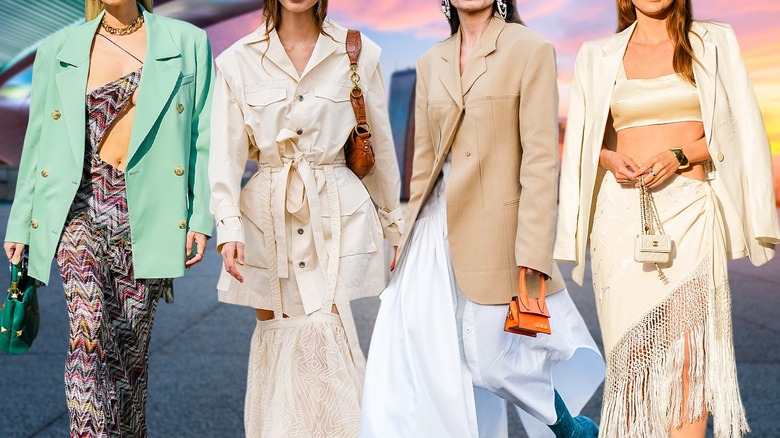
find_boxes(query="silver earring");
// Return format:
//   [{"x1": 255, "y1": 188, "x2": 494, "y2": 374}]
[
  {"x1": 441, "y1": 0, "x2": 451, "y2": 20},
  {"x1": 496, "y1": 0, "x2": 508, "y2": 20}
]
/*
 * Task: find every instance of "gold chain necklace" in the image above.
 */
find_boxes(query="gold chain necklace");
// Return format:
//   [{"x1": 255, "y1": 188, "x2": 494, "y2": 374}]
[{"x1": 101, "y1": 13, "x2": 144, "y2": 36}]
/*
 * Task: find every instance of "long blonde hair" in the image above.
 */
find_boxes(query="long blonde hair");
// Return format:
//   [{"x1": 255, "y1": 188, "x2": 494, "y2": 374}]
[
  {"x1": 85, "y1": 0, "x2": 153, "y2": 22},
  {"x1": 617, "y1": 0, "x2": 700, "y2": 84}
]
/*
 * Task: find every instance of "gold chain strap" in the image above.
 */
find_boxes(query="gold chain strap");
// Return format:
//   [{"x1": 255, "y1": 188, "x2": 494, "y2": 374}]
[{"x1": 639, "y1": 177, "x2": 665, "y2": 235}]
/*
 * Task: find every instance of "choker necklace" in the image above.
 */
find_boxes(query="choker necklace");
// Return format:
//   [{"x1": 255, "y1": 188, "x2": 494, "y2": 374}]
[{"x1": 101, "y1": 12, "x2": 144, "y2": 36}]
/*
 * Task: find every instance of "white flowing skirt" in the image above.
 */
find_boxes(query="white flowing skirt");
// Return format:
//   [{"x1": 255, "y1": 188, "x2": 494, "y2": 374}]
[{"x1": 360, "y1": 169, "x2": 604, "y2": 437}]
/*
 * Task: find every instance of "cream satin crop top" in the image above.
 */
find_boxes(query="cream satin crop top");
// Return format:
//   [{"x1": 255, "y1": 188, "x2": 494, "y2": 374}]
[{"x1": 610, "y1": 63, "x2": 703, "y2": 132}]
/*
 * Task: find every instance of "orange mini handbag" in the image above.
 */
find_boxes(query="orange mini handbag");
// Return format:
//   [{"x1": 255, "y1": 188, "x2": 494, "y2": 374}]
[{"x1": 504, "y1": 267, "x2": 551, "y2": 337}]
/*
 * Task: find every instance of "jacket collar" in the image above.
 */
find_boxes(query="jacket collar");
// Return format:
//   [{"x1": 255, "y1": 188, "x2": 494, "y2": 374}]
[
  {"x1": 244, "y1": 19, "x2": 346, "y2": 82},
  {"x1": 55, "y1": 3, "x2": 179, "y2": 66},
  {"x1": 440, "y1": 15, "x2": 504, "y2": 106},
  {"x1": 54, "y1": 3, "x2": 184, "y2": 166}
]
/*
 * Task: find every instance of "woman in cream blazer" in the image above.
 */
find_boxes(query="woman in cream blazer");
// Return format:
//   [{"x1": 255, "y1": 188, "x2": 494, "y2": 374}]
[
  {"x1": 360, "y1": 2, "x2": 604, "y2": 437},
  {"x1": 555, "y1": 0, "x2": 780, "y2": 436},
  {"x1": 209, "y1": 0, "x2": 402, "y2": 435},
  {"x1": 3, "y1": 1, "x2": 212, "y2": 436}
]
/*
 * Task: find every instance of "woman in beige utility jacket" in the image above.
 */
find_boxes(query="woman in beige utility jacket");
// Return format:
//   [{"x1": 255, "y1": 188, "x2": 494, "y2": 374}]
[{"x1": 208, "y1": 0, "x2": 402, "y2": 435}]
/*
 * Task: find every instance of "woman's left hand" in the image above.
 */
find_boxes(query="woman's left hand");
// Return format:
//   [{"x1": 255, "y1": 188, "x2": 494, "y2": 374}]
[
  {"x1": 185, "y1": 231, "x2": 208, "y2": 267},
  {"x1": 634, "y1": 150, "x2": 680, "y2": 189}
]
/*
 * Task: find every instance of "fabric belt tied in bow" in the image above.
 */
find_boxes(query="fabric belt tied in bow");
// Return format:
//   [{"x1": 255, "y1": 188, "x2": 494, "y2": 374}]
[{"x1": 261, "y1": 129, "x2": 342, "y2": 315}]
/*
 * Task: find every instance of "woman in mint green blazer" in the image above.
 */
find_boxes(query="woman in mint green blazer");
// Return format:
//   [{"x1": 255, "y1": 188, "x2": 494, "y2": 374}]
[{"x1": 3, "y1": 1, "x2": 212, "y2": 436}]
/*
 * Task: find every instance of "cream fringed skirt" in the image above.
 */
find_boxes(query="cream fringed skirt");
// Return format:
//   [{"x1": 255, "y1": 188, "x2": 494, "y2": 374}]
[{"x1": 590, "y1": 172, "x2": 748, "y2": 438}]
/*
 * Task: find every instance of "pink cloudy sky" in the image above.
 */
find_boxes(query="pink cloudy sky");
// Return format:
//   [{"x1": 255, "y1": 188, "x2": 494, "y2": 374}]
[{"x1": 207, "y1": 1, "x2": 779, "y2": 153}]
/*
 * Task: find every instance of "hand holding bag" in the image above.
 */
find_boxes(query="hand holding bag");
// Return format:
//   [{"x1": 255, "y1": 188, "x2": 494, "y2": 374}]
[
  {"x1": 504, "y1": 267, "x2": 551, "y2": 337},
  {"x1": 634, "y1": 177, "x2": 672, "y2": 284},
  {"x1": 0, "y1": 257, "x2": 40, "y2": 354},
  {"x1": 343, "y1": 30, "x2": 375, "y2": 179}
]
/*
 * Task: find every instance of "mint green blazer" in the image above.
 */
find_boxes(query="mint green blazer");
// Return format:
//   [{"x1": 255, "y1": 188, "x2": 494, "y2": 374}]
[{"x1": 5, "y1": 9, "x2": 214, "y2": 284}]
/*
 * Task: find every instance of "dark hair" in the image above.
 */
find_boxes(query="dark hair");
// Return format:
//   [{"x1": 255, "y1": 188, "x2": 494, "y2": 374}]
[
  {"x1": 264, "y1": 0, "x2": 329, "y2": 35},
  {"x1": 446, "y1": 0, "x2": 523, "y2": 35},
  {"x1": 617, "y1": 0, "x2": 700, "y2": 85}
]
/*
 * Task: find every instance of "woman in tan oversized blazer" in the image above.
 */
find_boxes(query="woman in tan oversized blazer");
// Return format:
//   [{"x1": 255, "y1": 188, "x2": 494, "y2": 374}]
[
  {"x1": 360, "y1": 1, "x2": 604, "y2": 437},
  {"x1": 555, "y1": 0, "x2": 780, "y2": 436}
]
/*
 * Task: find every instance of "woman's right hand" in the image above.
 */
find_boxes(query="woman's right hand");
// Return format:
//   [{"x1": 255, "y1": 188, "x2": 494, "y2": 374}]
[
  {"x1": 220, "y1": 241, "x2": 245, "y2": 283},
  {"x1": 599, "y1": 149, "x2": 640, "y2": 184},
  {"x1": 4, "y1": 242, "x2": 26, "y2": 265}
]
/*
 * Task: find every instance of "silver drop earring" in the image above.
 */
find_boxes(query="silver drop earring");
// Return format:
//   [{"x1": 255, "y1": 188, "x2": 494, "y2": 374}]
[
  {"x1": 441, "y1": 0, "x2": 451, "y2": 20},
  {"x1": 496, "y1": 0, "x2": 508, "y2": 20}
]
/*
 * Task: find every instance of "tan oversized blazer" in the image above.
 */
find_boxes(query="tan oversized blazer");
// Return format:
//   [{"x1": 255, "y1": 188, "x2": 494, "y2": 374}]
[
  {"x1": 401, "y1": 17, "x2": 565, "y2": 304},
  {"x1": 555, "y1": 21, "x2": 780, "y2": 285}
]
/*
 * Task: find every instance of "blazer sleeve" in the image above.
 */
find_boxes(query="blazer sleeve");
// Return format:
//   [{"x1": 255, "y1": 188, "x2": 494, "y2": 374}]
[
  {"x1": 186, "y1": 30, "x2": 215, "y2": 237},
  {"x1": 5, "y1": 38, "x2": 52, "y2": 245},
  {"x1": 720, "y1": 25, "x2": 780, "y2": 245},
  {"x1": 361, "y1": 58, "x2": 404, "y2": 245},
  {"x1": 554, "y1": 47, "x2": 588, "y2": 263},
  {"x1": 514, "y1": 41, "x2": 560, "y2": 279},
  {"x1": 209, "y1": 63, "x2": 250, "y2": 251}
]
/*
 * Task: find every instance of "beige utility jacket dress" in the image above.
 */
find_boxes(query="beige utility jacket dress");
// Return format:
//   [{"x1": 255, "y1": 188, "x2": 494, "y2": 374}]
[{"x1": 209, "y1": 20, "x2": 403, "y2": 315}]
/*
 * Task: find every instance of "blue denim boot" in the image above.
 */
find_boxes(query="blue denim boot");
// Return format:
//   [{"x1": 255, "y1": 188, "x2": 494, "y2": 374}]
[{"x1": 547, "y1": 390, "x2": 599, "y2": 438}]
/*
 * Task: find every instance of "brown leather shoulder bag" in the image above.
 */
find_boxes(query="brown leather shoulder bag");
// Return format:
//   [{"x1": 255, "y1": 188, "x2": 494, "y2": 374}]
[{"x1": 344, "y1": 30, "x2": 375, "y2": 179}]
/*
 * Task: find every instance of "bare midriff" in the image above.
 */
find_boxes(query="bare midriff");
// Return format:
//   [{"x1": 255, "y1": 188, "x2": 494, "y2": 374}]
[
  {"x1": 615, "y1": 120, "x2": 706, "y2": 181},
  {"x1": 97, "y1": 102, "x2": 136, "y2": 172}
]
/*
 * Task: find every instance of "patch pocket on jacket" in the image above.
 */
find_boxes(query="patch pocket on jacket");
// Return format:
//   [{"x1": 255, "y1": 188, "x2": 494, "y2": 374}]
[
  {"x1": 320, "y1": 181, "x2": 378, "y2": 256},
  {"x1": 238, "y1": 188, "x2": 269, "y2": 268},
  {"x1": 314, "y1": 83, "x2": 352, "y2": 103},
  {"x1": 245, "y1": 87, "x2": 287, "y2": 107},
  {"x1": 239, "y1": 213, "x2": 269, "y2": 268}
]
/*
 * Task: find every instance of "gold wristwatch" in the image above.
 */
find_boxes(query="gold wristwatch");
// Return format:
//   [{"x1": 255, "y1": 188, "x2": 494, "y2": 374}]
[{"x1": 669, "y1": 147, "x2": 690, "y2": 169}]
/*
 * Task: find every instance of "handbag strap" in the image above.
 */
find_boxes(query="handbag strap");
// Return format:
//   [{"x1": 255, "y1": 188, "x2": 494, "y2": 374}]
[
  {"x1": 639, "y1": 177, "x2": 665, "y2": 235},
  {"x1": 10, "y1": 264, "x2": 19, "y2": 284},
  {"x1": 346, "y1": 30, "x2": 371, "y2": 136},
  {"x1": 518, "y1": 267, "x2": 548, "y2": 313}
]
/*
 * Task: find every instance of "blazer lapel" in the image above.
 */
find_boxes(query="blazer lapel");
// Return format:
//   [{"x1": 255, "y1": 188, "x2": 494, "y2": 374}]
[
  {"x1": 55, "y1": 12, "x2": 104, "y2": 165},
  {"x1": 461, "y1": 17, "x2": 503, "y2": 97},
  {"x1": 439, "y1": 34, "x2": 463, "y2": 108},
  {"x1": 691, "y1": 22, "x2": 717, "y2": 144},
  {"x1": 127, "y1": 9, "x2": 182, "y2": 164}
]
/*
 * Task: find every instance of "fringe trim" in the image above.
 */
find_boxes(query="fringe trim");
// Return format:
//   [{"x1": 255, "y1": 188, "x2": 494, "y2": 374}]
[{"x1": 600, "y1": 258, "x2": 748, "y2": 438}]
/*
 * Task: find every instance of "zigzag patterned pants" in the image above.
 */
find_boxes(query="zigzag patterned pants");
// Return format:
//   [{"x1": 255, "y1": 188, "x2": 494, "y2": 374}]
[{"x1": 57, "y1": 155, "x2": 166, "y2": 438}]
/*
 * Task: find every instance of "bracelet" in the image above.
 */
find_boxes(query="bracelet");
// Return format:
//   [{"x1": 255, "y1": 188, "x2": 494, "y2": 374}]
[{"x1": 669, "y1": 147, "x2": 690, "y2": 170}]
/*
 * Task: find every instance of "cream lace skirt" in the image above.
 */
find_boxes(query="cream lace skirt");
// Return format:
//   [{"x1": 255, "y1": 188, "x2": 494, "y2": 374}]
[
  {"x1": 590, "y1": 172, "x2": 747, "y2": 438},
  {"x1": 245, "y1": 311, "x2": 362, "y2": 437}
]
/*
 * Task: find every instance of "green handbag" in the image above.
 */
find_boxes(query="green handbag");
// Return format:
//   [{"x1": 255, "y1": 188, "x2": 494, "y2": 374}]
[{"x1": 0, "y1": 258, "x2": 40, "y2": 354}]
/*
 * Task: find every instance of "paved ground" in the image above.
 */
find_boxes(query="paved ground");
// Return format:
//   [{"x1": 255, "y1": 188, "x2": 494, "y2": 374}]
[{"x1": 1, "y1": 203, "x2": 778, "y2": 437}]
